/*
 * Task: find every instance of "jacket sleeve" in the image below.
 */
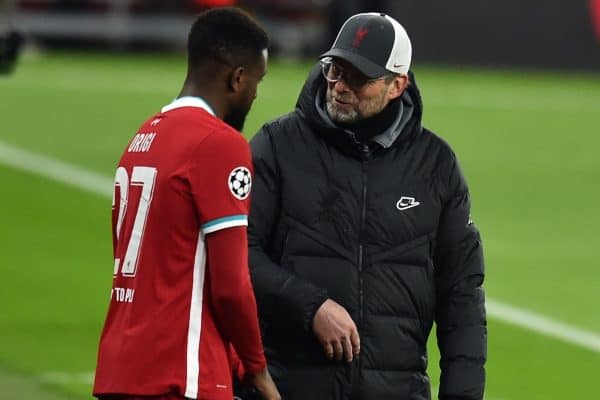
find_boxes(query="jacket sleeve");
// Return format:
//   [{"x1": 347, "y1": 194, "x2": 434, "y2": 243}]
[
  {"x1": 435, "y1": 154, "x2": 487, "y2": 400},
  {"x1": 248, "y1": 125, "x2": 329, "y2": 332}
]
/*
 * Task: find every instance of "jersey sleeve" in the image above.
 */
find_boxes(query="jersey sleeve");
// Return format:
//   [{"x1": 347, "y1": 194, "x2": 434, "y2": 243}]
[{"x1": 188, "y1": 128, "x2": 253, "y2": 235}]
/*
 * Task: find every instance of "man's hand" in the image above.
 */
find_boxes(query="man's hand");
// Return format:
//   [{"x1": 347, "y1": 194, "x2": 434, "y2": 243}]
[
  {"x1": 312, "y1": 299, "x2": 360, "y2": 362},
  {"x1": 248, "y1": 367, "x2": 281, "y2": 400}
]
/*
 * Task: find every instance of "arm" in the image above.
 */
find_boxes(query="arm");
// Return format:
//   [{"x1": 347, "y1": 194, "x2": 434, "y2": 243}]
[
  {"x1": 248, "y1": 125, "x2": 329, "y2": 332},
  {"x1": 435, "y1": 155, "x2": 487, "y2": 400},
  {"x1": 188, "y1": 129, "x2": 267, "y2": 375},
  {"x1": 189, "y1": 129, "x2": 281, "y2": 400},
  {"x1": 206, "y1": 226, "x2": 266, "y2": 375}
]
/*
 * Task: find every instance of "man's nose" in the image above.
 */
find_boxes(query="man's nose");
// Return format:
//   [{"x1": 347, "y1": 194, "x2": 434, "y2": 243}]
[{"x1": 333, "y1": 78, "x2": 351, "y2": 92}]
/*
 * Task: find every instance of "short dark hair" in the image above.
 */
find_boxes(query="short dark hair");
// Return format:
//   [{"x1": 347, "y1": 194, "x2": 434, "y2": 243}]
[{"x1": 187, "y1": 7, "x2": 269, "y2": 70}]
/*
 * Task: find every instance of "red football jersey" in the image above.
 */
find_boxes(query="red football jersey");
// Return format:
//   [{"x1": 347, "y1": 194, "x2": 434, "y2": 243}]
[{"x1": 93, "y1": 97, "x2": 264, "y2": 400}]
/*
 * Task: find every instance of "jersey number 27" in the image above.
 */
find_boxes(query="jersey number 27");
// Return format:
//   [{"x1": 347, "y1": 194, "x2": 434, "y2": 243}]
[{"x1": 112, "y1": 166, "x2": 157, "y2": 277}]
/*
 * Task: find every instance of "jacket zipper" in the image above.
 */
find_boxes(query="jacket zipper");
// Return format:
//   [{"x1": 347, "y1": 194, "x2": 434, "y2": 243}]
[
  {"x1": 354, "y1": 142, "x2": 369, "y2": 383},
  {"x1": 358, "y1": 144, "x2": 369, "y2": 332}
]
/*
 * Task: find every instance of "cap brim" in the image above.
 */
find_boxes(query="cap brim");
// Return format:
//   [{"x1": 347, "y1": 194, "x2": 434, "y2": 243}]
[{"x1": 320, "y1": 48, "x2": 390, "y2": 79}]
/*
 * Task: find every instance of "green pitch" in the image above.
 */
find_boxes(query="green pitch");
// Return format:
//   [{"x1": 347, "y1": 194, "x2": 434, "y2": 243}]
[{"x1": 0, "y1": 52, "x2": 599, "y2": 400}]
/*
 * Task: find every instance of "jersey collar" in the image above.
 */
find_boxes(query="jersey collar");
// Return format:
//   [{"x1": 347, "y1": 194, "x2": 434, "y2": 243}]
[{"x1": 161, "y1": 96, "x2": 215, "y2": 116}]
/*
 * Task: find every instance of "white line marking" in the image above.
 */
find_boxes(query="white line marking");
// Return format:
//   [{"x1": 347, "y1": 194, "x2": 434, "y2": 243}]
[
  {"x1": 487, "y1": 299, "x2": 600, "y2": 352},
  {"x1": 0, "y1": 141, "x2": 112, "y2": 197},
  {"x1": 1, "y1": 141, "x2": 600, "y2": 354}
]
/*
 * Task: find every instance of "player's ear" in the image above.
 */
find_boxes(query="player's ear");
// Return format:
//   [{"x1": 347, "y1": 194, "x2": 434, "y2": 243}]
[
  {"x1": 387, "y1": 74, "x2": 408, "y2": 100},
  {"x1": 228, "y1": 66, "x2": 245, "y2": 93}
]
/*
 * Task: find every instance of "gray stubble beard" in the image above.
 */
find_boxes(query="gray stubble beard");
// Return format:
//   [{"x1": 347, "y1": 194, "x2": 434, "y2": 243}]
[
  {"x1": 325, "y1": 86, "x2": 390, "y2": 124},
  {"x1": 326, "y1": 100, "x2": 359, "y2": 123}
]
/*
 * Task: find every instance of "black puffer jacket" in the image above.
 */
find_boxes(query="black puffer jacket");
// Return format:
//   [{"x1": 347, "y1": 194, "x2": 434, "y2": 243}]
[{"x1": 248, "y1": 65, "x2": 486, "y2": 400}]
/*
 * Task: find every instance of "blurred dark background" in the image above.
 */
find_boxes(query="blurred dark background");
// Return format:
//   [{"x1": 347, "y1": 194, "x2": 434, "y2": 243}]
[{"x1": 2, "y1": 0, "x2": 600, "y2": 70}]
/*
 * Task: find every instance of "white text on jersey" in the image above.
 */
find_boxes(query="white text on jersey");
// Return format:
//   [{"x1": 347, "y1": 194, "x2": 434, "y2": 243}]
[
  {"x1": 128, "y1": 132, "x2": 157, "y2": 153},
  {"x1": 112, "y1": 287, "x2": 135, "y2": 303}
]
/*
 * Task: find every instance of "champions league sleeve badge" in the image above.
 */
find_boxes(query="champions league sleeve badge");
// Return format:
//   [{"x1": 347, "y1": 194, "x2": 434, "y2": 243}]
[{"x1": 228, "y1": 166, "x2": 252, "y2": 200}]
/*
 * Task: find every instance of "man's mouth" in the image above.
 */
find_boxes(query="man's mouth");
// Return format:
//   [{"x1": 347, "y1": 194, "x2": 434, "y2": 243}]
[{"x1": 333, "y1": 97, "x2": 352, "y2": 106}]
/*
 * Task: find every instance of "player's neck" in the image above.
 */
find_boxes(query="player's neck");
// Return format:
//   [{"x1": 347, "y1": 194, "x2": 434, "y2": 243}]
[{"x1": 178, "y1": 82, "x2": 226, "y2": 121}]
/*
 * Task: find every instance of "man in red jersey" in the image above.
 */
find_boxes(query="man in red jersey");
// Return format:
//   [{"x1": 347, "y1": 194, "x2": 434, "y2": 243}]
[
  {"x1": 93, "y1": 7, "x2": 279, "y2": 400},
  {"x1": 592, "y1": 0, "x2": 600, "y2": 42}
]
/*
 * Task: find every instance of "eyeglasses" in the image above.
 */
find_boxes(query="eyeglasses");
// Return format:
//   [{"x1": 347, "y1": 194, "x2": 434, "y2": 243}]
[{"x1": 320, "y1": 57, "x2": 394, "y2": 90}]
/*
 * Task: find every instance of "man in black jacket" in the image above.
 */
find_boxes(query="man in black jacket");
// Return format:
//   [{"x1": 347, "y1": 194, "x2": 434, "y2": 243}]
[{"x1": 247, "y1": 12, "x2": 486, "y2": 400}]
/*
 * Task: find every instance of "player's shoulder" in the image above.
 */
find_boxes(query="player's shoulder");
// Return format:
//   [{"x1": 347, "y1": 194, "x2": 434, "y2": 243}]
[
  {"x1": 213, "y1": 120, "x2": 247, "y2": 140},
  {"x1": 203, "y1": 123, "x2": 250, "y2": 154}
]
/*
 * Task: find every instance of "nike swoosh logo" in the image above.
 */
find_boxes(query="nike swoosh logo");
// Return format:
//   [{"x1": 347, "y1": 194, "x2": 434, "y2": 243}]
[{"x1": 396, "y1": 196, "x2": 420, "y2": 211}]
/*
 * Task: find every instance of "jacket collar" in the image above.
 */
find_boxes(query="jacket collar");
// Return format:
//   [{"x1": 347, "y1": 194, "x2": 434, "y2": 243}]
[{"x1": 314, "y1": 85, "x2": 415, "y2": 149}]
